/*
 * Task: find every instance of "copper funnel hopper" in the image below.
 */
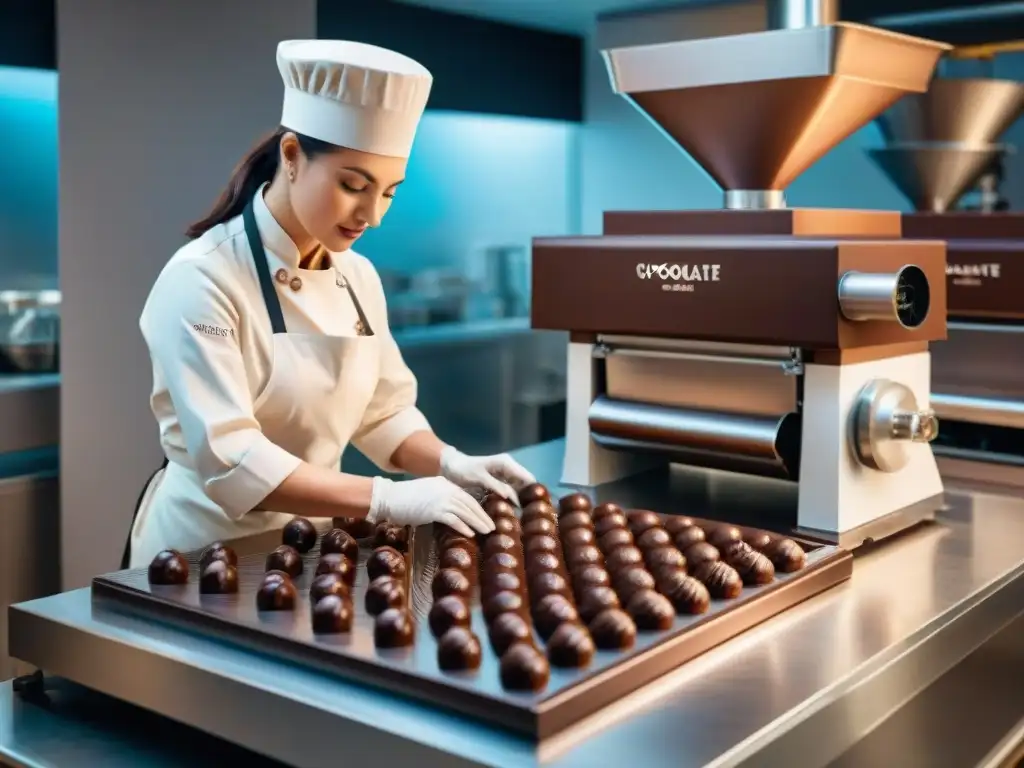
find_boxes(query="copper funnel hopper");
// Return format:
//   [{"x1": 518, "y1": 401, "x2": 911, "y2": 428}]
[{"x1": 602, "y1": 23, "x2": 951, "y2": 209}]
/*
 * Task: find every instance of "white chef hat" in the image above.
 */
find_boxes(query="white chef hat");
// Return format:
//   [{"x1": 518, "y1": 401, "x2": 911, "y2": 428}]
[{"x1": 276, "y1": 40, "x2": 433, "y2": 158}]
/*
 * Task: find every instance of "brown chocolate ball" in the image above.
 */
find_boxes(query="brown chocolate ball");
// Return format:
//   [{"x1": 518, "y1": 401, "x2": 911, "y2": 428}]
[
  {"x1": 532, "y1": 593, "x2": 579, "y2": 639},
  {"x1": 572, "y1": 564, "x2": 611, "y2": 592},
  {"x1": 522, "y1": 518, "x2": 557, "y2": 539},
  {"x1": 525, "y1": 535, "x2": 559, "y2": 558},
  {"x1": 367, "y1": 546, "x2": 407, "y2": 581},
  {"x1": 485, "y1": 551, "x2": 519, "y2": 574},
  {"x1": 527, "y1": 548, "x2": 561, "y2": 572},
  {"x1": 693, "y1": 561, "x2": 744, "y2": 599},
  {"x1": 745, "y1": 531, "x2": 773, "y2": 550},
  {"x1": 521, "y1": 500, "x2": 558, "y2": 524},
  {"x1": 488, "y1": 612, "x2": 533, "y2": 656},
  {"x1": 589, "y1": 608, "x2": 637, "y2": 650},
  {"x1": 626, "y1": 590, "x2": 675, "y2": 631},
  {"x1": 764, "y1": 538, "x2": 807, "y2": 573},
  {"x1": 591, "y1": 502, "x2": 624, "y2": 521},
  {"x1": 559, "y1": 511, "x2": 594, "y2": 534},
  {"x1": 429, "y1": 595, "x2": 471, "y2": 638},
  {"x1": 723, "y1": 541, "x2": 775, "y2": 585},
  {"x1": 309, "y1": 572, "x2": 349, "y2": 603},
  {"x1": 483, "y1": 496, "x2": 518, "y2": 521},
  {"x1": 663, "y1": 516, "x2": 697, "y2": 536},
  {"x1": 265, "y1": 545, "x2": 303, "y2": 578},
  {"x1": 605, "y1": 545, "x2": 644, "y2": 573},
  {"x1": 312, "y1": 594, "x2": 353, "y2": 634},
  {"x1": 594, "y1": 513, "x2": 629, "y2": 539},
  {"x1": 332, "y1": 516, "x2": 375, "y2": 539},
  {"x1": 199, "y1": 560, "x2": 238, "y2": 594},
  {"x1": 199, "y1": 542, "x2": 237, "y2": 569},
  {"x1": 673, "y1": 526, "x2": 706, "y2": 551},
  {"x1": 598, "y1": 528, "x2": 634, "y2": 553},
  {"x1": 316, "y1": 553, "x2": 355, "y2": 586},
  {"x1": 483, "y1": 590, "x2": 525, "y2": 622},
  {"x1": 481, "y1": 569, "x2": 521, "y2": 596},
  {"x1": 148, "y1": 550, "x2": 189, "y2": 585},
  {"x1": 500, "y1": 643, "x2": 550, "y2": 692},
  {"x1": 320, "y1": 528, "x2": 359, "y2": 561},
  {"x1": 576, "y1": 585, "x2": 620, "y2": 623},
  {"x1": 374, "y1": 608, "x2": 415, "y2": 648},
  {"x1": 256, "y1": 576, "x2": 297, "y2": 611},
  {"x1": 262, "y1": 569, "x2": 291, "y2": 585},
  {"x1": 645, "y1": 546, "x2": 687, "y2": 579},
  {"x1": 547, "y1": 623, "x2": 596, "y2": 668},
  {"x1": 493, "y1": 516, "x2": 521, "y2": 537},
  {"x1": 684, "y1": 542, "x2": 720, "y2": 569},
  {"x1": 432, "y1": 568, "x2": 472, "y2": 600},
  {"x1": 558, "y1": 493, "x2": 592, "y2": 516},
  {"x1": 439, "y1": 546, "x2": 474, "y2": 574},
  {"x1": 636, "y1": 527, "x2": 672, "y2": 552},
  {"x1": 282, "y1": 517, "x2": 317, "y2": 553},
  {"x1": 658, "y1": 570, "x2": 710, "y2": 614},
  {"x1": 437, "y1": 531, "x2": 475, "y2": 552},
  {"x1": 366, "y1": 576, "x2": 406, "y2": 615},
  {"x1": 483, "y1": 534, "x2": 518, "y2": 560},
  {"x1": 373, "y1": 524, "x2": 409, "y2": 552},
  {"x1": 708, "y1": 525, "x2": 743, "y2": 550},
  {"x1": 519, "y1": 483, "x2": 551, "y2": 507},
  {"x1": 529, "y1": 571, "x2": 570, "y2": 601},
  {"x1": 563, "y1": 527, "x2": 596, "y2": 549},
  {"x1": 614, "y1": 567, "x2": 656, "y2": 604},
  {"x1": 627, "y1": 510, "x2": 662, "y2": 537},
  {"x1": 438, "y1": 627, "x2": 482, "y2": 672},
  {"x1": 564, "y1": 544, "x2": 603, "y2": 572}
]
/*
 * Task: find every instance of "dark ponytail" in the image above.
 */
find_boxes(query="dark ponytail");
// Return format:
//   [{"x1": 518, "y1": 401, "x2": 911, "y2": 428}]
[{"x1": 185, "y1": 128, "x2": 337, "y2": 239}]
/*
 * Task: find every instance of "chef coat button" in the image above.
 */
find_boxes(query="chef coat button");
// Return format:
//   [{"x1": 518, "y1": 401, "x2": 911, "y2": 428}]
[
  {"x1": 275, "y1": 269, "x2": 288, "y2": 284},
  {"x1": 289, "y1": 276, "x2": 303, "y2": 292}
]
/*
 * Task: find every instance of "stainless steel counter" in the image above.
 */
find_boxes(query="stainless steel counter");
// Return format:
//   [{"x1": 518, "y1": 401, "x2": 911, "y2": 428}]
[{"x1": 5, "y1": 440, "x2": 1024, "y2": 767}]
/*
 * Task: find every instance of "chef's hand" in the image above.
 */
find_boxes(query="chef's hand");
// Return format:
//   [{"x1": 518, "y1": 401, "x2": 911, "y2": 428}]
[
  {"x1": 439, "y1": 446, "x2": 537, "y2": 506},
  {"x1": 367, "y1": 476, "x2": 495, "y2": 538}
]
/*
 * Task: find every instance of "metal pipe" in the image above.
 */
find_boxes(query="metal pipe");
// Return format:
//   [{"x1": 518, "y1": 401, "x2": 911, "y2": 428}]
[
  {"x1": 588, "y1": 396, "x2": 802, "y2": 480},
  {"x1": 930, "y1": 392, "x2": 1024, "y2": 430},
  {"x1": 724, "y1": 190, "x2": 787, "y2": 210},
  {"x1": 767, "y1": 0, "x2": 838, "y2": 30},
  {"x1": 869, "y1": 2, "x2": 1024, "y2": 31},
  {"x1": 837, "y1": 265, "x2": 931, "y2": 329}
]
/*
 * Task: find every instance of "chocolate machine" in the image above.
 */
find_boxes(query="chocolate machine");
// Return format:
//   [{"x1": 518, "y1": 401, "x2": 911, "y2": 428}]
[{"x1": 531, "y1": 4, "x2": 953, "y2": 548}]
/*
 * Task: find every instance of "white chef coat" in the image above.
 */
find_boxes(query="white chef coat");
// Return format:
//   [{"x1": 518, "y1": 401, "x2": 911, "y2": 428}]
[{"x1": 128, "y1": 184, "x2": 430, "y2": 567}]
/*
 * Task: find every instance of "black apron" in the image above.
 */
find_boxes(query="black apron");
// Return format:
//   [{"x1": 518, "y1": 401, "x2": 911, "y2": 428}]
[{"x1": 120, "y1": 200, "x2": 373, "y2": 569}]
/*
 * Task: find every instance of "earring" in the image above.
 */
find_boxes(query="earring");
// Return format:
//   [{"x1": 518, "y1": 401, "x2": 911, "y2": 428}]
[{"x1": 288, "y1": 166, "x2": 296, "y2": 182}]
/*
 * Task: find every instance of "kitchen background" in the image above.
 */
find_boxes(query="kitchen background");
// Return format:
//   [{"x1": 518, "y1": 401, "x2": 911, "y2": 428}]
[{"x1": 1, "y1": 0, "x2": 1023, "y2": 617}]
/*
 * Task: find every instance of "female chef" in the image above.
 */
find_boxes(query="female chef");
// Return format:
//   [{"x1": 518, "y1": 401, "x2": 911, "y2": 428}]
[{"x1": 124, "y1": 40, "x2": 535, "y2": 568}]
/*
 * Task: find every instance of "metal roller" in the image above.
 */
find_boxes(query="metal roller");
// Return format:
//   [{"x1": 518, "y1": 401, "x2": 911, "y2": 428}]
[
  {"x1": 588, "y1": 396, "x2": 802, "y2": 480},
  {"x1": 837, "y1": 264, "x2": 931, "y2": 329},
  {"x1": 930, "y1": 392, "x2": 1024, "y2": 430}
]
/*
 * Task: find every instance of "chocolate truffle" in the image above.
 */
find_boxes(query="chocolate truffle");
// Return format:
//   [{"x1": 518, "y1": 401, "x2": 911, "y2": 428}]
[
  {"x1": 591, "y1": 502, "x2": 624, "y2": 521},
  {"x1": 605, "y1": 545, "x2": 644, "y2": 573},
  {"x1": 614, "y1": 567, "x2": 656, "y2": 604},
  {"x1": 374, "y1": 608, "x2": 415, "y2": 648},
  {"x1": 432, "y1": 568, "x2": 472, "y2": 600},
  {"x1": 525, "y1": 535, "x2": 559, "y2": 557},
  {"x1": 576, "y1": 585, "x2": 620, "y2": 623},
  {"x1": 564, "y1": 544, "x2": 603, "y2": 571},
  {"x1": 627, "y1": 510, "x2": 662, "y2": 537},
  {"x1": 282, "y1": 517, "x2": 317, "y2": 553},
  {"x1": 547, "y1": 623, "x2": 596, "y2": 668},
  {"x1": 562, "y1": 527, "x2": 596, "y2": 549},
  {"x1": 684, "y1": 542, "x2": 720, "y2": 569},
  {"x1": 256, "y1": 576, "x2": 297, "y2": 611},
  {"x1": 493, "y1": 516, "x2": 521, "y2": 537},
  {"x1": 309, "y1": 572, "x2": 349, "y2": 603},
  {"x1": 529, "y1": 571, "x2": 570, "y2": 601},
  {"x1": 481, "y1": 569, "x2": 521, "y2": 596},
  {"x1": 483, "y1": 533, "x2": 518, "y2": 560},
  {"x1": 626, "y1": 590, "x2": 675, "y2": 631},
  {"x1": 745, "y1": 531, "x2": 773, "y2": 550},
  {"x1": 519, "y1": 482, "x2": 551, "y2": 507},
  {"x1": 500, "y1": 643, "x2": 550, "y2": 692},
  {"x1": 438, "y1": 627, "x2": 483, "y2": 672},
  {"x1": 558, "y1": 492, "x2": 592, "y2": 516},
  {"x1": 663, "y1": 516, "x2": 697, "y2": 536},
  {"x1": 658, "y1": 570, "x2": 710, "y2": 614},
  {"x1": 764, "y1": 538, "x2": 806, "y2": 573},
  {"x1": 572, "y1": 564, "x2": 611, "y2": 592},
  {"x1": 332, "y1": 516, "x2": 375, "y2": 539},
  {"x1": 439, "y1": 546, "x2": 474, "y2": 574},
  {"x1": 522, "y1": 517, "x2": 557, "y2": 539},
  {"x1": 437, "y1": 530, "x2": 474, "y2": 552},
  {"x1": 320, "y1": 528, "x2": 359, "y2": 561},
  {"x1": 723, "y1": 541, "x2": 775, "y2": 585},
  {"x1": 366, "y1": 576, "x2": 406, "y2": 615},
  {"x1": 708, "y1": 525, "x2": 743, "y2": 550},
  {"x1": 645, "y1": 547, "x2": 687, "y2": 579},
  {"x1": 373, "y1": 524, "x2": 409, "y2": 552},
  {"x1": 265, "y1": 545, "x2": 303, "y2": 578},
  {"x1": 488, "y1": 612, "x2": 533, "y2": 656},
  {"x1": 262, "y1": 569, "x2": 291, "y2": 585},
  {"x1": 483, "y1": 590, "x2": 524, "y2": 622},
  {"x1": 673, "y1": 526, "x2": 706, "y2": 551},
  {"x1": 594, "y1": 513, "x2": 629, "y2": 539},
  {"x1": 429, "y1": 595, "x2": 471, "y2": 638},
  {"x1": 521, "y1": 500, "x2": 558, "y2": 524},
  {"x1": 526, "y1": 551, "x2": 560, "y2": 574},
  {"x1": 316, "y1": 553, "x2": 355, "y2": 586},
  {"x1": 485, "y1": 551, "x2": 519, "y2": 574},
  {"x1": 636, "y1": 527, "x2": 672, "y2": 552},
  {"x1": 199, "y1": 560, "x2": 238, "y2": 594},
  {"x1": 312, "y1": 594, "x2": 353, "y2": 634},
  {"x1": 693, "y1": 561, "x2": 744, "y2": 599},
  {"x1": 148, "y1": 550, "x2": 189, "y2": 585},
  {"x1": 483, "y1": 496, "x2": 518, "y2": 521},
  {"x1": 599, "y1": 528, "x2": 634, "y2": 553},
  {"x1": 559, "y1": 511, "x2": 594, "y2": 534},
  {"x1": 199, "y1": 542, "x2": 237, "y2": 569},
  {"x1": 589, "y1": 608, "x2": 637, "y2": 650},
  {"x1": 367, "y1": 546, "x2": 407, "y2": 581},
  {"x1": 532, "y1": 594, "x2": 579, "y2": 639}
]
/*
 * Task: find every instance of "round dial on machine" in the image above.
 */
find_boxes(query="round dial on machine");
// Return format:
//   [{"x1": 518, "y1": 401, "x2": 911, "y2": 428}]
[{"x1": 850, "y1": 379, "x2": 939, "y2": 472}]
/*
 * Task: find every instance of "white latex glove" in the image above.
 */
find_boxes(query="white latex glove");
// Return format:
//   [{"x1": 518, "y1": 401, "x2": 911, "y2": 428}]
[
  {"x1": 439, "y1": 446, "x2": 537, "y2": 506},
  {"x1": 367, "y1": 476, "x2": 494, "y2": 538}
]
